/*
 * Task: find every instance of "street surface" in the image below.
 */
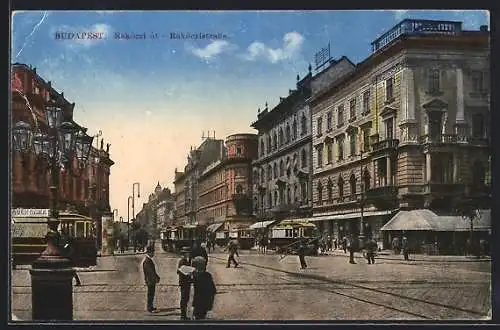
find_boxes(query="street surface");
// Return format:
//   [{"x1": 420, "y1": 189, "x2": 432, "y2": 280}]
[{"x1": 11, "y1": 245, "x2": 491, "y2": 321}]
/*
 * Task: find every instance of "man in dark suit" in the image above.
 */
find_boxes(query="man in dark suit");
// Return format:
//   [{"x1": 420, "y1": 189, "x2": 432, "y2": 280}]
[
  {"x1": 190, "y1": 240, "x2": 208, "y2": 265},
  {"x1": 297, "y1": 240, "x2": 307, "y2": 269},
  {"x1": 142, "y1": 245, "x2": 160, "y2": 313},
  {"x1": 177, "y1": 247, "x2": 192, "y2": 320}
]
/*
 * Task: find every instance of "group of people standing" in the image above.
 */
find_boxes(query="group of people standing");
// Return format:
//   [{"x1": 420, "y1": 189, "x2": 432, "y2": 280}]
[{"x1": 141, "y1": 240, "x2": 217, "y2": 320}]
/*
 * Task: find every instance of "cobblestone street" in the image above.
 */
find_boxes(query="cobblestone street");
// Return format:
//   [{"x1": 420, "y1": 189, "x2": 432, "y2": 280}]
[{"x1": 11, "y1": 246, "x2": 491, "y2": 321}]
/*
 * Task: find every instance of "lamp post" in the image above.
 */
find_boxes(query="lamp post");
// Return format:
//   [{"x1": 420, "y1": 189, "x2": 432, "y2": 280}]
[
  {"x1": 113, "y1": 209, "x2": 118, "y2": 222},
  {"x1": 13, "y1": 103, "x2": 93, "y2": 321},
  {"x1": 128, "y1": 196, "x2": 133, "y2": 251},
  {"x1": 132, "y1": 182, "x2": 140, "y2": 248}
]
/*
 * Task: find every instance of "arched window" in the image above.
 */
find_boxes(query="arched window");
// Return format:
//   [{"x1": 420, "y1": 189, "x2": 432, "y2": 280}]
[
  {"x1": 350, "y1": 174, "x2": 356, "y2": 195},
  {"x1": 261, "y1": 168, "x2": 265, "y2": 184},
  {"x1": 260, "y1": 140, "x2": 265, "y2": 156},
  {"x1": 280, "y1": 160, "x2": 285, "y2": 177},
  {"x1": 301, "y1": 149, "x2": 307, "y2": 168},
  {"x1": 267, "y1": 165, "x2": 272, "y2": 182},
  {"x1": 273, "y1": 132, "x2": 278, "y2": 150},
  {"x1": 236, "y1": 184, "x2": 243, "y2": 194},
  {"x1": 301, "y1": 114, "x2": 307, "y2": 135},
  {"x1": 327, "y1": 178, "x2": 333, "y2": 201},
  {"x1": 279, "y1": 128, "x2": 284, "y2": 147},
  {"x1": 273, "y1": 163, "x2": 278, "y2": 179},
  {"x1": 293, "y1": 119, "x2": 298, "y2": 140},
  {"x1": 363, "y1": 168, "x2": 371, "y2": 191},
  {"x1": 317, "y1": 180, "x2": 323, "y2": 202},
  {"x1": 286, "y1": 124, "x2": 291, "y2": 143},
  {"x1": 338, "y1": 176, "x2": 344, "y2": 198},
  {"x1": 301, "y1": 181, "x2": 307, "y2": 202}
]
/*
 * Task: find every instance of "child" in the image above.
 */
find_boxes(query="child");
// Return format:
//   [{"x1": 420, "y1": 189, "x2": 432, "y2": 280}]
[
  {"x1": 191, "y1": 256, "x2": 217, "y2": 320},
  {"x1": 177, "y1": 247, "x2": 193, "y2": 320}
]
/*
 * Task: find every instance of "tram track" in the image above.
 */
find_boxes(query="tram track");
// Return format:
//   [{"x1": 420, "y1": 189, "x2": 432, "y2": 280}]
[{"x1": 209, "y1": 255, "x2": 490, "y2": 320}]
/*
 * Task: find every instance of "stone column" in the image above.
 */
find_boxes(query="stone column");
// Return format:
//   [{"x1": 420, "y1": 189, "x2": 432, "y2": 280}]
[
  {"x1": 426, "y1": 153, "x2": 432, "y2": 183},
  {"x1": 456, "y1": 67, "x2": 465, "y2": 121},
  {"x1": 407, "y1": 66, "x2": 416, "y2": 120},
  {"x1": 386, "y1": 157, "x2": 392, "y2": 186},
  {"x1": 453, "y1": 152, "x2": 459, "y2": 183}
]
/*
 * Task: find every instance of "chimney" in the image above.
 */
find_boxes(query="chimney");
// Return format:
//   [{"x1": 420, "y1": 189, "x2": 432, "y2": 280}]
[{"x1": 480, "y1": 25, "x2": 488, "y2": 32}]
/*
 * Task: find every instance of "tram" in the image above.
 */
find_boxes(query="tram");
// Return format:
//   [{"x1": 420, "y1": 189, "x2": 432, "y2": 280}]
[
  {"x1": 11, "y1": 209, "x2": 97, "y2": 267},
  {"x1": 163, "y1": 224, "x2": 207, "y2": 252},
  {"x1": 228, "y1": 227, "x2": 255, "y2": 250},
  {"x1": 269, "y1": 220, "x2": 320, "y2": 256},
  {"x1": 160, "y1": 226, "x2": 177, "y2": 252},
  {"x1": 215, "y1": 230, "x2": 229, "y2": 247}
]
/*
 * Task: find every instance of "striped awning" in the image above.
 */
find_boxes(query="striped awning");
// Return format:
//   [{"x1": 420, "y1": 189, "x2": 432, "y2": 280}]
[
  {"x1": 309, "y1": 210, "x2": 394, "y2": 222},
  {"x1": 207, "y1": 222, "x2": 224, "y2": 232},
  {"x1": 249, "y1": 220, "x2": 275, "y2": 229}
]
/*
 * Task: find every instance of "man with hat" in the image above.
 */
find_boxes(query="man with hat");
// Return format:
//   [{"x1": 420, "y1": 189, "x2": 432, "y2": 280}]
[
  {"x1": 142, "y1": 245, "x2": 160, "y2": 313},
  {"x1": 177, "y1": 247, "x2": 193, "y2": 320},
  {"x1": 191, "y1": 256, "x2": 217, "y2": 320},
  {"x1": 190, "y1": 239, "x2": 209, "y2": 265}
]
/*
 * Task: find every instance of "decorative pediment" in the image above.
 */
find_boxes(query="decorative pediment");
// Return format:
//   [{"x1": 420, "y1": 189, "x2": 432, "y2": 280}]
[
  {"x1": 422, "y1": 98, "x2": 447, "y2": 111},
  {"x1": 379, "y1": 105, "x2": 398, "y2": 118},
  {"x1": 346, "y1": 125, "x2": 358, "y2": 133}
]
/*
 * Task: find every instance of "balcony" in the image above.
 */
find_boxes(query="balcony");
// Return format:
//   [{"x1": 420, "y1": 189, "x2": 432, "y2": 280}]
[
  {"x1": 420, "y1": 134, "x2": 458, "y2": 144},
  {"x1": 370, "y1": 138, "x2": 399, "y2": 154},
  {"x1": 365, "y1": 186, "x2": 398, "y2": 200}
]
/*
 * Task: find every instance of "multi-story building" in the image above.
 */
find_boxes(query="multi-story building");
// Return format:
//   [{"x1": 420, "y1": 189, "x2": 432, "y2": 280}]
[
  {"x1": 250, "y1": 70, "x2": 314, "y2": 224},
  {"x1": 310, "y1": 19, "x2": 490, "y2": 248},
  {"x1": 136, "y1": 182, "x2": 174, "y2": 239},
  {"x1": 198, "y1": 133, "x2": 258, "y2": 231},
  {"x1": 173, "y1": 137, "x2": 225, "y2": 226},
  {"x1": 11, "y1": 63, "x2": 114, "y2": 248}
]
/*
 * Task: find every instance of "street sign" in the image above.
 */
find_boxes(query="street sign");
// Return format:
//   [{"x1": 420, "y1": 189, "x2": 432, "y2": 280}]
[{"x1": 11, "y1": 208, "x2": 50, "y2": 218}]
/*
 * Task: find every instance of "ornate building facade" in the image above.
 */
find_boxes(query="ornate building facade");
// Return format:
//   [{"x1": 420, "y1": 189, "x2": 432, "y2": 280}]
[
  {"x1": 11, "y1": 63, "x2": 114, "y2": 248},
  {"x1": 251, "y1": 70, "x2": 313, "y2": 222},
  {"x1": 198, "y1": 134, "x2": 258, "y2": 231},
  {"x1": 309, "y1": 19, "x2": 490, "y2": 248}
]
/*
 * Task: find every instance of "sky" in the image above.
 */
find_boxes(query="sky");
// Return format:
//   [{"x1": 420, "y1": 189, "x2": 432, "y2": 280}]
[{"x1": 11, "y1": 9, "x2": 489, "y2": 221}]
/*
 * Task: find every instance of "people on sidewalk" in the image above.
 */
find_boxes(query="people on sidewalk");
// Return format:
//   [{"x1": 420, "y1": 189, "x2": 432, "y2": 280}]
[
  {"x1": 142, "y1": 245, "x2": 160, "y2": 313},
  {"x1": 226, "y1": 239, "x2": 239, "y2": 268},
  {"x1": 177, "y1": 247, "x2": 193, "y2": 320},
  {"x1": 191, "y1": 240, "x2": 209, "y2": 265},
  {"x1": 191, "y1": 256, "x2": 217, "y2": 320},
  {"x1": 402, "y1": 235, "x2": 409, "y2": 261}
]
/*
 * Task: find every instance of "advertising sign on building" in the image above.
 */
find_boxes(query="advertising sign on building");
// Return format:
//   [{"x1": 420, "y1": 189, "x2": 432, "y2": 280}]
[
  {"x1": 101, "y1": 213, "x2": 114, "y2": 255},
  {"x1": 11, "y1": 208, "x2": 50, "y2": 218}
]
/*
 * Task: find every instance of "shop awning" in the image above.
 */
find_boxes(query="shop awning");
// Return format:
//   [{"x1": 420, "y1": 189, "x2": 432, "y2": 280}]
[
  {"x1": 249, "y1": 220, "x2": 275, "y2": 229},
  {"x1": 380, "y1": 209, "x2": 491, "y2": 232},
  {"x1": 309, "y1": 210, "x2": 395, "y2": 222},
  {"x1": 207, "y1": 222, "x2": 224, "y2": 232}
]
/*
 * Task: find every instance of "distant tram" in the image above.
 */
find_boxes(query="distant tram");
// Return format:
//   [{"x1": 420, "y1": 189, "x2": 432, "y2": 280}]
[
  {"x1": 228, "y1": 227, "x2": 255, "y2": 250},
  {"x1": 269, "y1": 220, "x2": 319, "y2": 256},
  {"x1": 161, "y1": 224, "x2": 206, "y2": 252}
]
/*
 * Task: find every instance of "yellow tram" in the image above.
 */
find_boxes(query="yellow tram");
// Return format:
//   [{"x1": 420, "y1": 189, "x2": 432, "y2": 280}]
[
  {"x1": 162, "y1": 224, "x2": 206, "y2": 252},
  {"x1": 269, "y1": 220, "x2": 320, "y2": 256}
]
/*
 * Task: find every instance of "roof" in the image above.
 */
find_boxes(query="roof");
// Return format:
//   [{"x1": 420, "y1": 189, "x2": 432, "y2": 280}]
[
  {"x1": 381, "y1": 209, "x2": 491, "y2": 232},
  {"x1": 249, "y1": 220, "x2": 275, "y2": 229}
]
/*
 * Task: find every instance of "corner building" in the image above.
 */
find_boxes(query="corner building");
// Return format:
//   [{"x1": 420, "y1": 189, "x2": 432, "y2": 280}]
[
  {"x1": 310, "y1": 19, "x2": 490, "y2": 249},
  {"x1": 251, "y1": 70, "x2": 313, "y2": 222}
]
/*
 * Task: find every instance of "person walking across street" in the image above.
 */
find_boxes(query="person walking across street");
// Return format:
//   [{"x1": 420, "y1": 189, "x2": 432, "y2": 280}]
[
  {"x1": 177, "y1": 247, "x2": 193, "y2": 320},
  {"x1": 348, "y1": 234, "x2": 356, "y2": 264},
  {"x1": 297, "y1": 240, "x2": 308, "y2": 269},
  {"x1": 342, "y1": 236, "x2": 347, "y2": 254},
  {"x1": 191, "y1": 240, "x2": 209, "y2": 265},
  {"x1": 191, "y1": 256, "x2": 217, "y2": 320},
  {"x1": 226, "y1": 239, "x2": 239, "y2": 268},
  {"x1": 402, "y1": 235, "x2": 409, "y2": 261},
  {"x1": 142, "y1": 245, "x2": 160, "y2": 313},
  {"x1": 365, "y1": 237, "x2": 377, "y2": 265}
]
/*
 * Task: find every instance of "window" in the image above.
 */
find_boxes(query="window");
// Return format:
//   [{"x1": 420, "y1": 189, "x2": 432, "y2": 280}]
[
  {"x1": 385, "y1": 117, "x2": 394, "y2": 140},
  {"x1": 301, "y1": 181, "x2": 307, "y2": 202},
  {"x1": 317, "y1": 145, "x2": 323, "y2": 167},
  {"x1": 337, "y1": 105, "x2": 344, "y2": 126},
  {"x1": 349, "y1": 131, "x2": 357, "y2": 156},
  {"x1": 386, "y1": 77, "x2": 393, "y2": 101},
  {"x1": 363, "y1": 129, "x2": 370, "y2": 153},
  {"x1": 471, "y1": 71, "x2": 484, "y2": 92},
  {"x1": 317, "y1": 117, "x2": 323, "y2": 136},
  {"x1": 280, "y1": 160, "x2": 284, "y2": 177},
  {"x1": 431, "y1": 153, "x2": 453, "y2": 183},
  {"x1": 267, "y1": 165, "x2": 272, "y2": 182},
  {"x1": 273, "y1": 132, "x2": 277, "y2": 150},
  {"x1": 350, "y1": 174, "x2": 356, "y2": 195},
  {"x1": 317, "y1": 181, "x2": 323, "y2": 203},
  {"x1": 349, "y1": 98, "x2": 357, "y2": 119},
  {"x1": 274, "y1": 191, "x2": 278, "y2": 205},
  {"x1": 287, "y1": 187, "x2": 291, "y2": 204},
  {"x1": 326, "y1": 141, "x2": 333, "y2": 164},
  {"x1": 269, "y1": 193, "x2": 272, "y2": 207},
  {"x1": 285, "y1": 125, "x2": 291, "y2": 143},
  {"x1": 301, "y1": 149, "x2": 307, "y2": 168},
  {"x1": 279, "y1": 128, "x2": 284, "y2": 147},
  {"x1": 267, "y1": 135, "x2": 272, "y2": 152},
  {"x1": 292, "y1": 119, "x2": 298, "y2": 140},
  {"x1": 428, "y1": 69, "x2": 440, "y2": 93},
  {"x1": 338, "y1": 138, "x2": 344, "y2": 161},
  {"x1": 260, "y1": 140, "x2": 265, "y2": 157},
  {"x1": 363, "y1": 169, "x2": 371, "y2": 190},
  {"x1": 301, "y1": 114, "x2": 307, "y2": 136},
  {"x1": 236, "y1": 184, "x2": 243, "y2": 194},
  {"x1": 327, "y1": 179, "x2": 333, "y2": 201},
  {"x1": 472, "y1": 114, "x2": 485, "y2": 138},
  {"x1": 428, "y1": 112, "x2": 442, "y2": 140},
  {"x1": 327, "y1": 111, "x2": 332, "y2": 130},
  {"x1": 273, "y1": 163, "x2": 278, "y2": 179},
  {"x1": 294, "y1": 185, "x2": 298, "y2": 202},
  {"x1": 362, "y1": 90, "x2": 371, "y2": 114},
  {"x1": 338, "y1": 176, "x2": 344, "y2": 198},
  {"x1": 236, "y1": 146, "x2": 242, "y2": 156}
]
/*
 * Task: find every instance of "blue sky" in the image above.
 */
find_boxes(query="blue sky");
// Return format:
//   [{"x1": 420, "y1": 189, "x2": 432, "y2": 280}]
[{"x1": 11, "y1": 10, "x2": 489, "y2": 220}]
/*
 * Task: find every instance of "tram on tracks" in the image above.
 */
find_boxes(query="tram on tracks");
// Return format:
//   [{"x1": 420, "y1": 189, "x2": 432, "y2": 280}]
[
  {"x1": 11, "y1": 208, "x2": 97, "y2": 267},
  {"x1": 227, "y1": 227, "x2": 255, "y2": 250},
  {"x1": 268, "y1": 220, "x2": 320, "y2": 256},
  {"x1": 161, "y1": 224, "x2": 207, "y2": 252}
]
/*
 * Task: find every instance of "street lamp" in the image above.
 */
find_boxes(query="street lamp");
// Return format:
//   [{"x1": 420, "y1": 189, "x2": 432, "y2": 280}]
[
  {"x1": 13, "y1": 103, "x2": 93, "y2": 320},
  {"x1": 131, "y1": 182, "x2": 140, "y2": 247},
  {"x1": 128, "y1": 196, "x2": 133, "y2": 250}
]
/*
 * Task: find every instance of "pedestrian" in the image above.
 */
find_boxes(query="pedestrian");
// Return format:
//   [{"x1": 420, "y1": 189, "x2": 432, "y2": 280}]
[
  {"x1": 402, "y1": 235, "x2": 409, "y2": 261},
  {"x1": 177, "y1": 247, "x2": 193, "y2": 320},
  {"x1": 333, "y1": 238, "x2": 338, "y2": 250},
  {"x1": 260, "y1": 235, "x2": 267, "y2": 254},
  {"x1": 297, "y1": 240, "x2": 307, "y2": 269},
  {"x1": 327, "y1": 235, "x2": 332, "y2": 251},
  {"x1": 342, "y1": 236, "x2": 347, "y2": 254},
  {"x1": 465, "y1": 238, "x2": 472, "y2": 256},
  {"x1": 365, "y1": 237, "x2": 376, "y2": 265},
  {"x1": 226, "y1": 239, "x2": 239, "y2": 268},
  {"x1": 348, "y1": 234, "x2": 356, "y2": 264},
  {"x1": 142, "y1": 245, "x2": 160, "y2": 313},
  {"x1": 191, "y1": 256, "x2": 217, "y2": 320},
  {"x1": 191, "y1": 239, "x2": 209, "y2": 265}
]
